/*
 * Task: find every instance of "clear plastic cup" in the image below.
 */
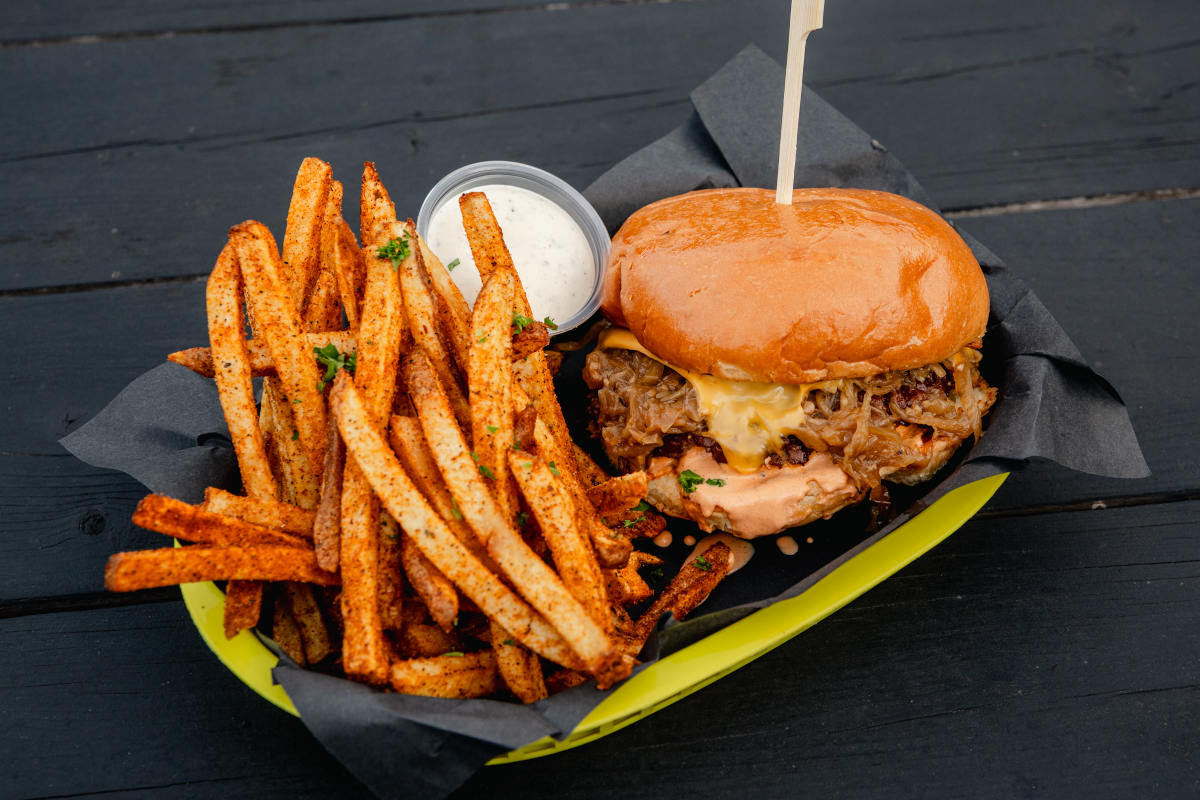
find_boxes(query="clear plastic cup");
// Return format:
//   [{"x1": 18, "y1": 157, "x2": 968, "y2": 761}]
[{"x1": 416, "y1": 161, "x2": 610, "y2": 336}]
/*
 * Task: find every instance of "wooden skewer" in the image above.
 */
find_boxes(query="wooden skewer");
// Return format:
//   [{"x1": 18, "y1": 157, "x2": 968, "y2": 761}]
[{"x1": 775, "y1": 0, "x2": 825, "y2": 205}]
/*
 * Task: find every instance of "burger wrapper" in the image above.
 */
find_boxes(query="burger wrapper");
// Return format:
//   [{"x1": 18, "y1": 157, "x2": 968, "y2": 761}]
[{"x1": 60, "y1": 44, "x2": 1148, "y2": 800}]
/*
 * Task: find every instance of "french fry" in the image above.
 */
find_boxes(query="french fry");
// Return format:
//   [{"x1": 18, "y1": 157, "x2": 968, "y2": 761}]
[
  {"x1": 402, "y1": 239, "x2": 471, "y2": 429},
  {"x1": 628, "y1": 542, "x2": 733, "y2": 651},
  {"x1": 333, "y1": 219, "x2": 365, "y2": 330},
  {"x1": 282, "y1": 581, "x2": 333, "y2": 663},
  {"x1": 545, "y1": 668, "x2": 588, "y2": 694},
  {"x1": 400, "y1": 531, "x2": 458, "y2": 632},
  {"x1": 416, "y1": 234, "x2": 472, "y2": 364},
  {"x1": 105, "y1": 545, "x2": 337, "y2": 591},
  {"x1": 400, "y1": 621, "x2": 461, "y2": 658},
  {"x1": 132, "y1": 494, "x2": 311, "y2": 549},
  {"x1": 206, "y1": 242, "x2": 278, "y2": 499},
  {"x1": 586, "y1": 472, "x2": 650, "y2": 516},
  {"x1": 388, "y1": 416, "x2": 490, "y2": 564},
  {"x1": 469, "y1": 270, "x2": 519, "y2": 520},
  {"x1": 404, "y1": 353, "x2": 622, "y2": 684},
  {"x1": 223, "y1": 580, "x2": 265, "y2": 639},
  {"x1": 168, "y1": 331, "x2": 356, "y2": 379},
  {"x1": 511, "y1": 320, "x2": 551, "y2": 360},
  {"x1": 603, "y1": 551, "x2": 660, "y2": 609},
  {"x1": 543, "y1": 349, "x2": 565, "y2": 377},
  {"x1": 337, "y1": 169, "x2": 408, "y2": 685},
  {"x1": 377, "y1": 511, "x2": 405, "y2": 631},
  {"x1": 202, "y1": 488, "x2": 315, "y2": 538},
  {"x1": 281, "y1": 157, "x2": 333, "y2": 309},
  {"x1": 525, "y1": 407, "x2": 632, "y2": 568},
  {"x1": 272, "y1": 596, "x2": 307, "y2": 666},
  {"x1": 330, "y1": 372, "x2": 583, "y2": 669},
  {"x1": 312, "y1": 412, "x2": 344, "y2": 571},
  {"x1": 302, "y1": 268, "x2": 343, "y2": 334},
  {"x1": 389, "y1": 652, "x2": 499, "y2": 699},
  {"x1": 459, "y1": 191, "x2": 578, "y2": 489},
  {"x1": 490, "y1": 621, "x2": 547, "y2": 703},
  {"x1": 232, "y1": 220, "x2": 325, "y2": 482},
  {"x1": 509, "y1": 451, "x2": 610, "y2": 630},
  {"x1": 572, "y1": 442, "x2": 610, "y2": 488}
]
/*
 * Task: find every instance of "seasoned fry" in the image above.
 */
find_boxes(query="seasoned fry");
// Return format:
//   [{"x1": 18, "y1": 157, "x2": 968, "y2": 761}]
[
  {"x1": 105, "y1": 545, "x2": 337, "y2": 591},
  {"x1": 330, "y1": 372, "x2": 583, "y2": 669},
  {"x1": 405, "y1": 352, "x2": 622, "y2": 683},
  {"x1": 572, "y1": 442, "x2": 610, "y2": 488},
  {"x1": 168, "y1": 331, "x2": 356, "y2": 379},
  {"x1": 312, "y1": 413, "x2": 344, "y2": 571},
  {"x1": 603, "y1": 551, "x2": 660, "y2": 609},
  {"x1": 509, "y1": 451, "x2": 610, "y2": 630},
  {"x1": 543, "y1": 349, "x2": 565, "y2": 377},
  {"x1": 400, "y1": 622, "x2": 461, "y2": 658},
  {"x1": 223, "y1": 580, "x2": 265, "y2": 639},
  {"x1": 511, "y1": 320, "x2": 551, "y2": 360},
  {"x1": 302, "y1": 268, "x2": 343, "y2": 333},
  {"x1": 491, "y1": 621, "x2": 547, "y2": 703},
  {"x1": 416, "y1": 234, "x2": 472, "y2": 366},
  {"x1": 232, "y1": 220, "x2": 325, "y2": 479},
  {"x1": 283, "y1": 581, "x2": 333, "y2": 663},
  {"x1": 377, "y1": 511, "x2": 405, "y2": 631},
  {"x1": 281, "y1": 157, "x2": 333, "y2": 309},
  {"x1": 586, "y1": 472, "x2": 650, "y2": 516},
  {"x1": 337, "y1": 172, "x2": 408, "y2": 685},
  {"x1": 332, "y1": 218, "x2": 365, "y2": 329},
  {"x1": 388, "y1": 415, "x2": 489, "y2": 563},
  {"x1": 389, "y1": 651, "x2": 499, "y2": 699},
  {"x1": 629, "y1": 542, "x2": 733, "y2": 650},
  {"x1": 400, "y1": 531, "x2": 458, "y2": 632},
  {"x1": 206, "y1": 242, "x2": 278, "y2": 499},
  {"x1": 402, "y1": 238, "x2": 471, "y2": 429},
  {"x1": 272, "y1": 596, "x2": 307, "y2": 666},
  {"x1": 469, "y1": 270, "x2": 519, "y2": 520},
  {"x1": 202, "y1": 488, "x2": 315, "y2": 538},
  {"x1": 133, "y1": 494, "x2": 310, "y2": 549}
]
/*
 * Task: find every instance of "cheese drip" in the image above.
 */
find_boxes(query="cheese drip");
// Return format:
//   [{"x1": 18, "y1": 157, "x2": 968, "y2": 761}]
[{"x1": 598, "y1": 328, "x2": 840, "y2": 472}]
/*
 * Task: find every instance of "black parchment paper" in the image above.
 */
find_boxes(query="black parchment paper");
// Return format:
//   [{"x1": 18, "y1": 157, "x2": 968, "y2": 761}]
[{"x1": 60, "y1": 44, "x2": 1147, "y2": 800}]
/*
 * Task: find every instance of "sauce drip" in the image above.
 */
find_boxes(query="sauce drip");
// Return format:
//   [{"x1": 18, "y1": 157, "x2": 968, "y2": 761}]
[
  {"x1": 652, "y1": 530, "x2": 673, "y2": 548},
  {"x1": 687, "y1": 533, "x2": 755, "y2": 575},
  {"x1": 776, "y1": 535, "x2": 799, "y2": 556}
]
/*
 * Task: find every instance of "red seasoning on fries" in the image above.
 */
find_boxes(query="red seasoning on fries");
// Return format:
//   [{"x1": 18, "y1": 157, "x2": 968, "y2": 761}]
[{"x1": 103, "y1": 158, "x2": 735, "y2": 705}]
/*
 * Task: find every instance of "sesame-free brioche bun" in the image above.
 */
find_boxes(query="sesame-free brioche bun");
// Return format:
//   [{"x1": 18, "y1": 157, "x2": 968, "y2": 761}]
[{"x1": 600, "y1": 187, "x2": 989, "y2": 383}]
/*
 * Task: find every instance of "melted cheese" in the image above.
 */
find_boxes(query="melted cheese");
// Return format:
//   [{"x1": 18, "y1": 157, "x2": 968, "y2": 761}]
[{"x1": 599, "y1": 328, "x2": 840, "y2": 472}]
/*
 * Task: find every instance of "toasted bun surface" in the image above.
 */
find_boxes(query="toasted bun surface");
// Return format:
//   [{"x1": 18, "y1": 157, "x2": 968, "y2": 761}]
[{"x1": 601, "y1": 188, "x2": 989, "y2": 383}]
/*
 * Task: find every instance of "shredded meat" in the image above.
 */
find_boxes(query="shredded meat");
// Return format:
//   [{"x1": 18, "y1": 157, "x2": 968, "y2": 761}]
[{"x1": 583, "y1": 345, "x2": 997, "y2": 489}]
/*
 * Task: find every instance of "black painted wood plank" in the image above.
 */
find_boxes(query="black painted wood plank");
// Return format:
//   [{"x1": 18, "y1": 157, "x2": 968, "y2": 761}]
[
  {"x1": 5, "y1": 501, "x2": 1197, "y2": 798},
  {"x1": 3, "y1": 0, "x2": 1200, "y2": 290},
  {"x1": 2, "y1": 197, "x2": 1197, "y2": 602},
  {"x1": 0, "y1": 600, "x2": 371, "y2": 799},
  {"x1": 963, "y1": 197, "x2": 1200, "y2": 511},
  {"x1": 0, "y1": 1, "x2": 595, "y2": 44}
]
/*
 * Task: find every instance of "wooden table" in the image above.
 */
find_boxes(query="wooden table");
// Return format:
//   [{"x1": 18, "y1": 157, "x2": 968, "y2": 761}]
[{"x1": 3, "y1": 1, "x2": 1198, "y2": 797}]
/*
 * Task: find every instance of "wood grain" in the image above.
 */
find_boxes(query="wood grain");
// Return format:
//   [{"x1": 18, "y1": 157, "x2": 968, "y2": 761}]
[
  {"x1": 2, "y1": 501, "x2": 1195, "y2": 798},
  {"x1": 2, "y1": 0, "x2": 1199, "y2": 290}
]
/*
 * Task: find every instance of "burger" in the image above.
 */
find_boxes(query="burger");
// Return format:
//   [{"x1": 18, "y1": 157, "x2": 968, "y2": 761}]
[{"x1": 582, "y1": 188, "x2": 997, "y2": 539}]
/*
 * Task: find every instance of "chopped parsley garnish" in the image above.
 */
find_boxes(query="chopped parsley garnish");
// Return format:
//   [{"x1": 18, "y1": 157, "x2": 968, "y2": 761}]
[
  {"x1": 678, "y1": 470, "x2": 704, "y2": 494},
  {"x1": 443, "y1": 651, "x2": 464, "y2": 657},
  {"x1": 502, "y1": 638, "x2": 515, "y2": 646},
  {"x1": 621, "y1": 516, "x2": 645, "y2": 528},
  {"x1": 486, "y1": 425, "x2": 498, "y2": 435},
  {"x1": 450, "y1": 499, "x2": 463, "y2": 520},
  {"x1": 478, "y1": 464, "x2": 495, "y2": 480},
  {"x1": 632, "y1": 499, "x2": 652, "y2": 513},
  {"x1": 548, "y1": 461, "x2": 560, "y2": 477},
  {"x1": 446, "y1": 258, "x2": 461, "y2": 271},
  {"x1": 705, "y1": 478, "x2": 726, "y2": 487},
  {"x1": 478, "y1": 334, "x2": 489, "y2": 343},
  {"x1": 650, "y1": 566, "x2": 664, "y2": 579},
  {"x1": 314, "y1": 343, "x2": 356, "y2": 391},
  {"x1": 542, "y1": 316, "x2": 558, "y2": 331},
  {"x1": 693, "y1": 555, "x2": 712, "y2": 572},
  {"x1": 511, "y1": 312, "x2": 535, "y2": 334},
  {"x1": 291, "y1": 429, "x2": 299, "y2": 441},
  {"x1": 515, "y1": 511, "x2": 529, "y2": 528},
  {"x1": 376, "y1": 234, "x2": 410, "y2": 268}
]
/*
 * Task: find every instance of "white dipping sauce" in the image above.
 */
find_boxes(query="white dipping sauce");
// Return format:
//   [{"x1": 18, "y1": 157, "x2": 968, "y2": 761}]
[{"x1": 424, "y1": 184, "x2": 595, "y2": 325}]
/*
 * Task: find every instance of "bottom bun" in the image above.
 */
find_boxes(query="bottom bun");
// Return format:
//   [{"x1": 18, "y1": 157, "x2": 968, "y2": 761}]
[{"x1": 644, "y1": 448, "x2": 866, "y2": 539}]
